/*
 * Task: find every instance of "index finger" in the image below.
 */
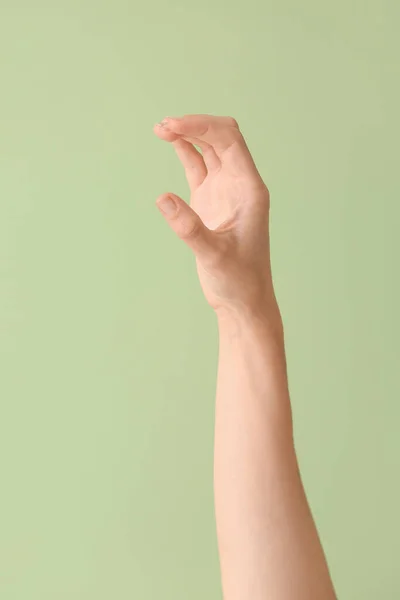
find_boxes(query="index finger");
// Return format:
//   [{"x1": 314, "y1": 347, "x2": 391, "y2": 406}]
[{"x1": 156, "y1": 114, "x2": 260, "y2": 175}]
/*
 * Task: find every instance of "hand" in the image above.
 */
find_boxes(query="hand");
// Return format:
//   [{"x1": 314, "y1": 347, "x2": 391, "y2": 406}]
[{"x1": 154, "y1": 114, "x2": 278, "y2": 320}]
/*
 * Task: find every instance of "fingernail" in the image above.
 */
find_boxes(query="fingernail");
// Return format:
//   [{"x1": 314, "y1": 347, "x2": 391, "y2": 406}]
[
  {"x1": 157, "y1": 195, "x2": 178, "y2": 216},
  {"x1": 156, "y1": 118, "x2": 170, "y2": 129}
]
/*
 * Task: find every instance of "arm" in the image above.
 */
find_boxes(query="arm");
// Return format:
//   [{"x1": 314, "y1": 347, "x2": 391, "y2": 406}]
[
  {"x1": 215, "y1": 305, "x2": 336, "y2": 599},
  {"x1": 154, "y1": 114, "x2": 337, "y2": 599}
]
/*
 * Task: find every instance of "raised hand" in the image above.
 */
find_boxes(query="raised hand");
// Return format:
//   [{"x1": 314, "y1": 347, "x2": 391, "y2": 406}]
[
  {"x1": 153, "y1": 114, "x2": 278, "y2": 317},
  {"x1": 153, "y1": 114, "x2": 338, "y2": 600}
]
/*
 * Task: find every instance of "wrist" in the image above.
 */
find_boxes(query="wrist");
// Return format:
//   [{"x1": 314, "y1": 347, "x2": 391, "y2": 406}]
[{"x1": 215, "y1": 299, "x2": 284, "y2": 341}]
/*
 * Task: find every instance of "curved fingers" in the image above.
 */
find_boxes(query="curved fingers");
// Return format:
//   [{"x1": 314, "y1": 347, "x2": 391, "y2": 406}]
[
  {"x1": 172, "y1": 139, "x2": 207, "y2": 190},
  {"x1": 156, "y1": 114, "x2": 259, "y2": 175}
]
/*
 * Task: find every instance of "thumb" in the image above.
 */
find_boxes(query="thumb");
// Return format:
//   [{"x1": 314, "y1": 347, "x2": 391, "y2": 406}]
[{"x1": 156, "y1": 193, "x2": 215, "y2": 258}]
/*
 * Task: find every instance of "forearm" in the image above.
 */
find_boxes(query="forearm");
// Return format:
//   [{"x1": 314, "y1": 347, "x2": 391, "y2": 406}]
[{"x1": 214, "y1": 304, "x2": 336, "y2": 600}]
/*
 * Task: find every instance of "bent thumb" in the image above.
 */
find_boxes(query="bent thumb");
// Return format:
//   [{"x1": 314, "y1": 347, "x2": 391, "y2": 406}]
[{"x1": 156, "y1": 193, "x2": 215, "y2": 258}]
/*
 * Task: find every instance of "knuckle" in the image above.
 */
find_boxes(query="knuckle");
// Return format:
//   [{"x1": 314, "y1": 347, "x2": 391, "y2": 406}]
[
  {"x1": 226, "y1": 116, "x2": 239, "y2": 129},
  {"x1": 219, "y1": 128, "x2": 244, "y2": 157},
  {"x1": 232, "y1": 128, "x2": 244, "y2": 144},
  {"x1": 180, "y1": 218, "x2": 202, "y2": 241}
]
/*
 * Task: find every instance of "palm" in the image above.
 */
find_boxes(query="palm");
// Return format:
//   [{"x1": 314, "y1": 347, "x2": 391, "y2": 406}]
[
  {"x1": 190, "y1": 172, "x2": 242, "y2": 231},
  {"x1": 191, "y1": 168, "x2": 271, "y2": 311}
]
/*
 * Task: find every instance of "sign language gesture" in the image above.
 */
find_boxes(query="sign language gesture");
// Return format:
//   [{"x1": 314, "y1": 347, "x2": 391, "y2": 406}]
[
  {"x1": 153, "y1": 114, "x2": 337, "y2": 600},
  {"x1": 154, "y1": 114, "x2": 277, "y2": 317}
]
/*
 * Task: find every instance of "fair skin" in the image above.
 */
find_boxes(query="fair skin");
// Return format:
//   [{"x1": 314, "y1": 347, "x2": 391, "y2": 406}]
[{"x1": 153, "y1": 114, "x2": 337, "y2": 600}]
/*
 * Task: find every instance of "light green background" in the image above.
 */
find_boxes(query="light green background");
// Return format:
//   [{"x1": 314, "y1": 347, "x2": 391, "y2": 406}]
[{"x1": 1, "y1": 1, "x2": 399, "y2": 598}]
